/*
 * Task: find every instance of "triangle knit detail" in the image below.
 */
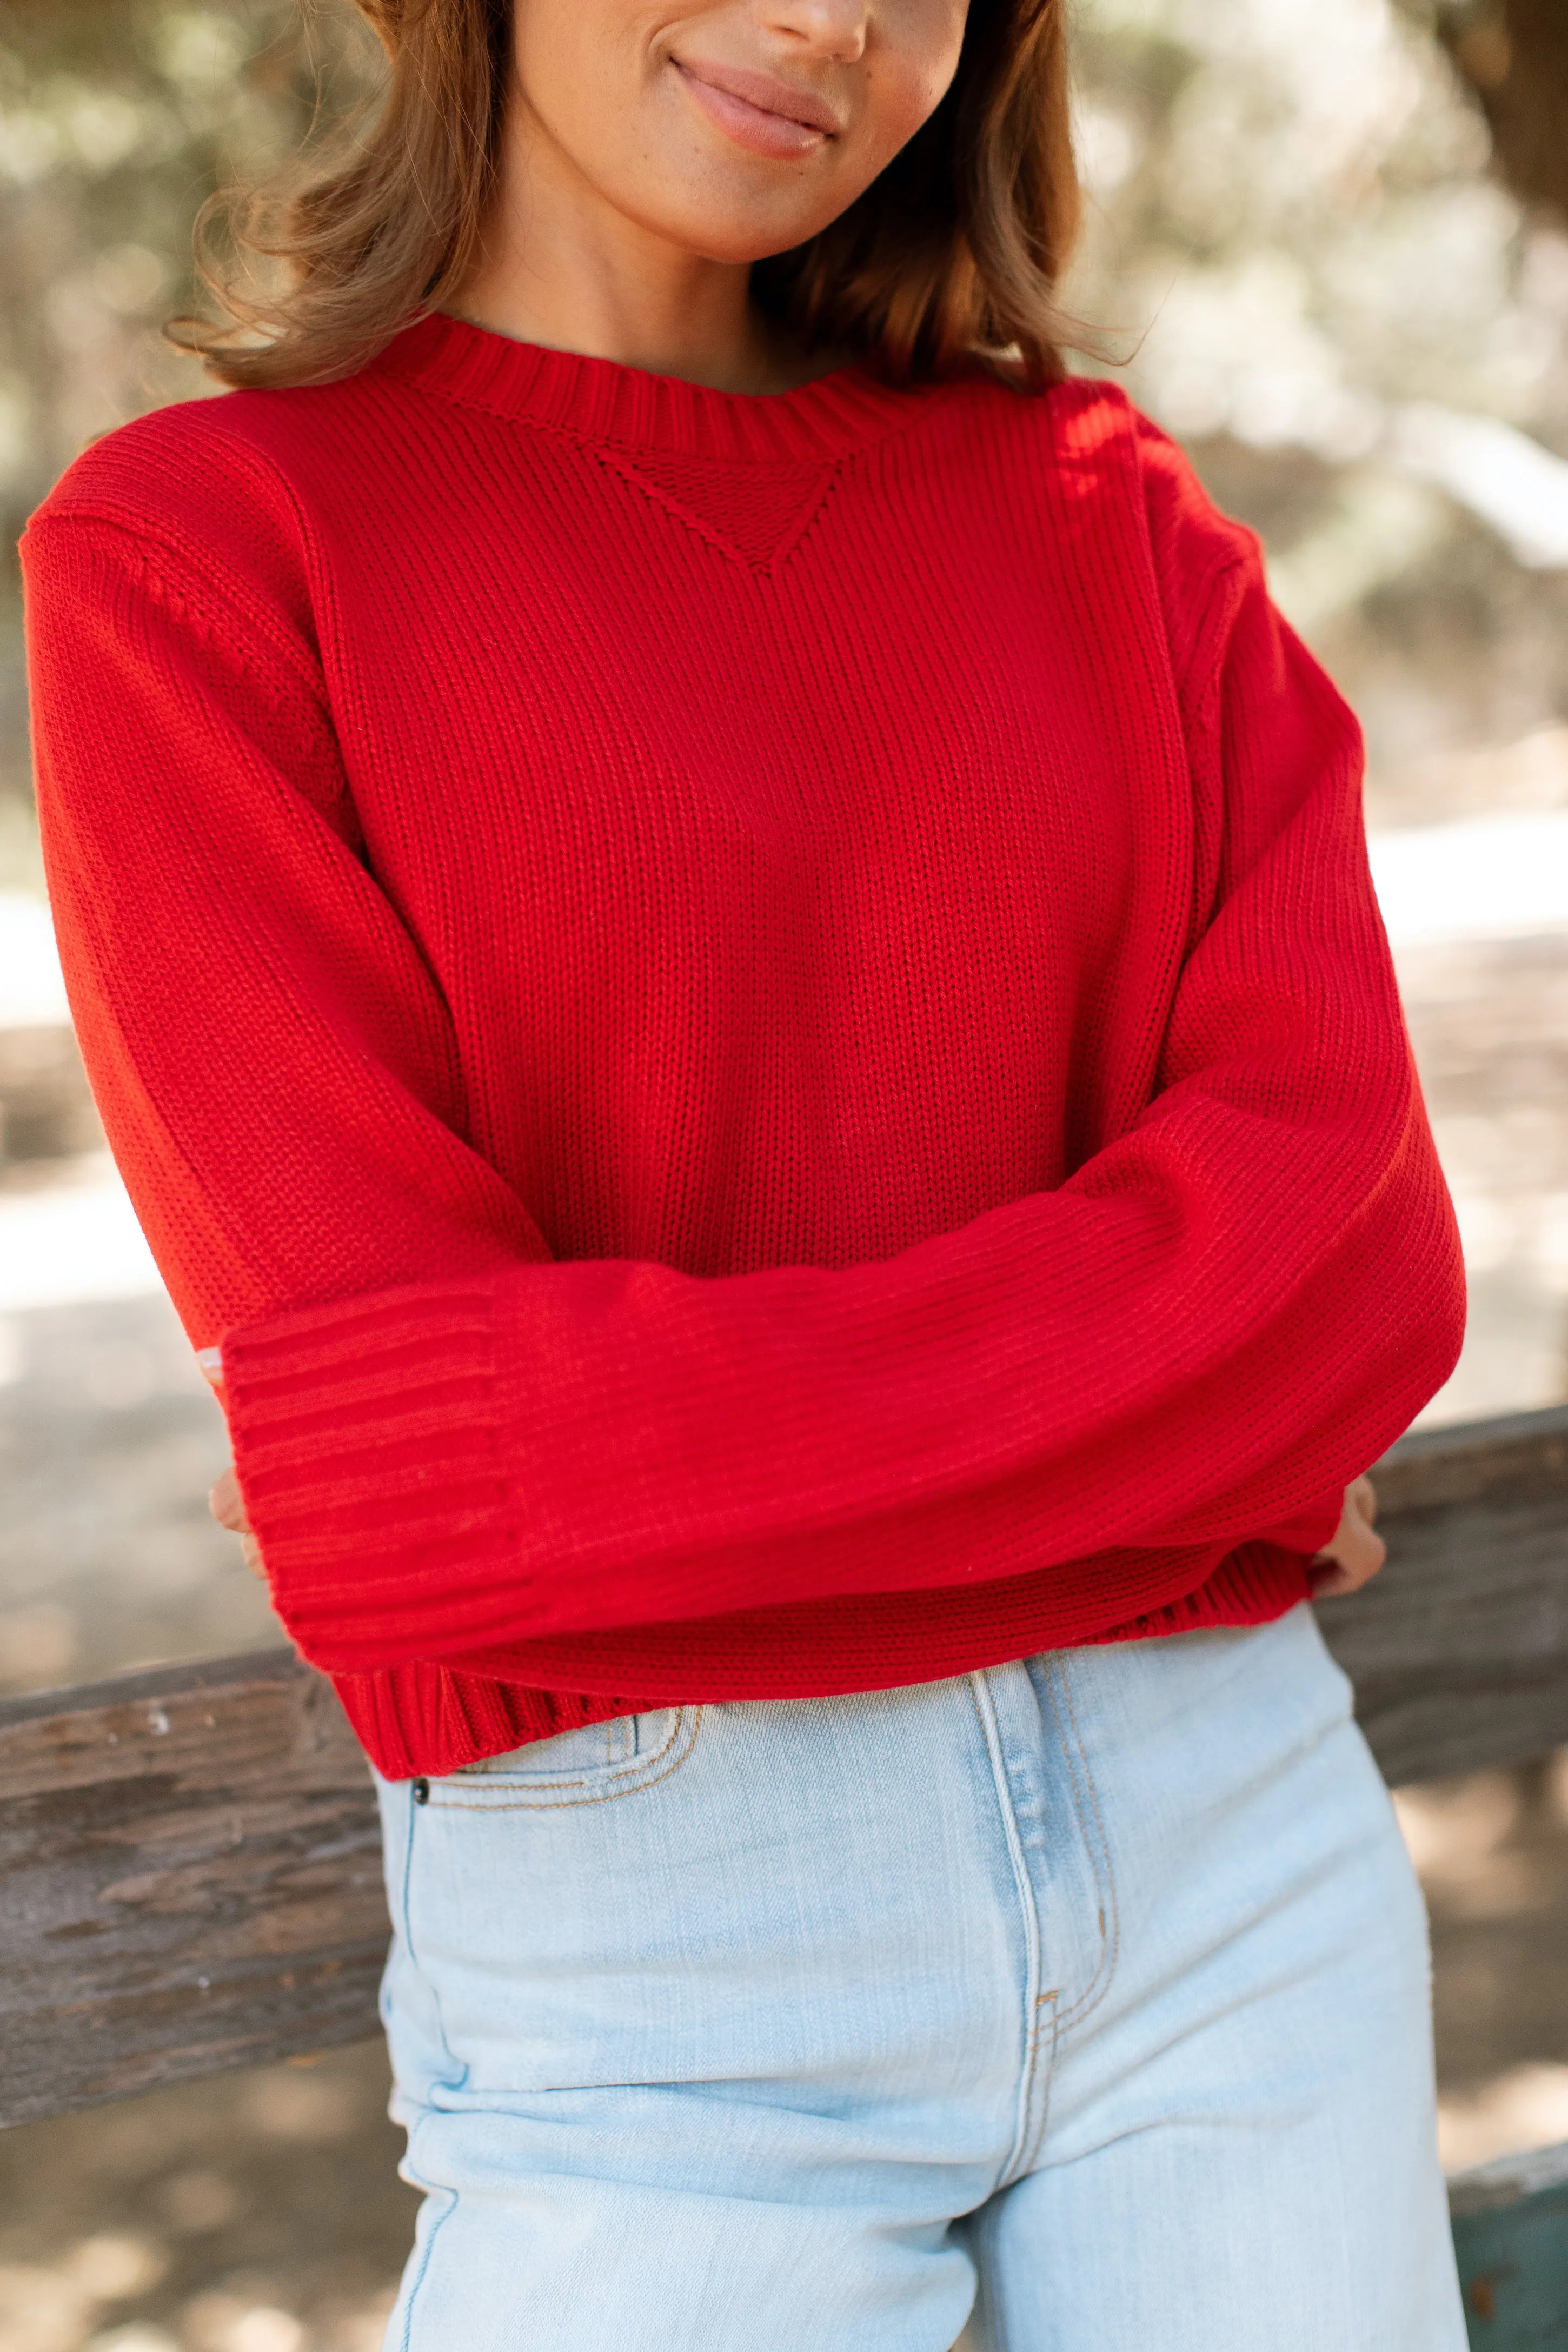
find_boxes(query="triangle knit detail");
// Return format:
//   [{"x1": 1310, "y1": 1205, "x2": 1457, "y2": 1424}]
[{"x1": 593, "y1": 446, "x2": 841, "y2": 570}]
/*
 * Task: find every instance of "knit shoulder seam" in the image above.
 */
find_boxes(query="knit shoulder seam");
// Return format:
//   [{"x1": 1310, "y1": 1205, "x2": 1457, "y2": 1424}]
[
  {"x1": 1112, "y1": 396, "x2": 1268, "y2": 693},
  {"x1": 1173, "y1": 547, "x2": 1254, "y2": 720},
  {"x1": 26, "y1": 504, "x2": 328, "y2": 720},
  {"x1": 1170, "y1": 550, "x2": 1252, "y2": 817}
]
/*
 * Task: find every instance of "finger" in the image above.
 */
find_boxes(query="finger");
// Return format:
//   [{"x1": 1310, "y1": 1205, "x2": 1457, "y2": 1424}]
[
  {"x1": 1344, "y1": 1516, "x2": 1387, "y2": 1581},
  {"x1": 208, "y1": 1465, "x2": 251, "y2": 1535},
  {"x1": 1317, "y1": 1480, "x2": 1384, "y2": 1565},
  {"x1": 241, "y1": 1534, "x2": 268, "y2": 1584},
  {"x1": 1310, "y1": 1522, "x2": 1386, "y2": 1596}
]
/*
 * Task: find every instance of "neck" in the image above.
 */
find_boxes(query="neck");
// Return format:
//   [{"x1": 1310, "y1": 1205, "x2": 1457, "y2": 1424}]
[{"x1": 449, "y1": 99, "x2": 811, "y2": 396}]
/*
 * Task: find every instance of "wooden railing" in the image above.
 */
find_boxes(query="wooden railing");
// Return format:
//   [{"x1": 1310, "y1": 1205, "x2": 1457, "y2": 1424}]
[{"x1": 3, "y1": 1400, "x2": 1567, "y2": 2340}]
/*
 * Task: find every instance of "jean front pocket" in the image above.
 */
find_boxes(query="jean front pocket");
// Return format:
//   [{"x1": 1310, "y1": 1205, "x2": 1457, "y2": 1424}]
[
  {"x1": 398, "y1": 1705, "x2": 708, "y2": 2093},
  {"x1": 426, "y1": 1706, "x2": 701, "y2": 1811}
]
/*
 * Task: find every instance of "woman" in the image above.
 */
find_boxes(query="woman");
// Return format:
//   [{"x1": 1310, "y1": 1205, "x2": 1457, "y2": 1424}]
[{"x1": 22, "y1": 0, "x2": 1467, "y2": 2337}]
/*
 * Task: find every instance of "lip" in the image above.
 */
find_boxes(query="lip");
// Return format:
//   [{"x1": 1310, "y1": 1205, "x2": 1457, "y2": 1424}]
[{"x1": 672, "y1": 56, "x2": 845, "y2": 158}]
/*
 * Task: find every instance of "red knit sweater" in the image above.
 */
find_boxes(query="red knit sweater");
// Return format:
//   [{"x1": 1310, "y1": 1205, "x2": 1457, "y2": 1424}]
[{"x1": 22, "y1": 314, "x2": 1464, "y2": 1779}]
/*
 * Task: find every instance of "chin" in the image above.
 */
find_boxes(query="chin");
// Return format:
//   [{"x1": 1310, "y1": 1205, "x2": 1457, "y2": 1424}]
[{"x1": 647, "y1": 189, "x2": 848, "y2": 269}]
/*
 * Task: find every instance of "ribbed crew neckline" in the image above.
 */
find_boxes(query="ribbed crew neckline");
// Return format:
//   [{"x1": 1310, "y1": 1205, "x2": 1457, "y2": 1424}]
[{"x1": 368, "y1": 309, "x2": 948, "y2": 462}]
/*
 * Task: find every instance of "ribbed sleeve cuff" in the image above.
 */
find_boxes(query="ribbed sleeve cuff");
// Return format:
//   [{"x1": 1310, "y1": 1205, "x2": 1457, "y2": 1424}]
[{"x1": 221, "y1": 1278, "x2": 529, "y2": 1671}]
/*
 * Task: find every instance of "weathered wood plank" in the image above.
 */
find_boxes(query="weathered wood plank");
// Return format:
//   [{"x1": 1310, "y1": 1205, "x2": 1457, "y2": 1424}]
[
  {"x1": 1449, "y1": 2135, "x2": 1568, "y2": 2217},
  {"x1": 1320, "y1": 1404, "x2": 1568, "y2": 1786},
  {"x1": 0, "y1": 1651, "x2": 386, "y2": 2128},
  {"x1": 1447, "y1": 2138, "x2": 1568, "y2": 2342},
  {"x1": 1, "y1": 1400, "x2": 1565, "y2": 2127}
]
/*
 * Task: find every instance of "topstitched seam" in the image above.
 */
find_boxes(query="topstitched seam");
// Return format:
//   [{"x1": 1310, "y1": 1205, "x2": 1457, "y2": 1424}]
[
  {"x1": 967, "y1": 1669, "x2": 1048, "y2": 2195},
  {"x1": 1046, "y1": 1659, "x2": 1121, "y2": 2037},
  {"x1": 452, "y1": 1709, "x2": 634, "y2": 1780},
  {"x1": 442, "y1": 1703, "x2": 685, "y2": 1790},
  {"x1": 426, "y1": 1707, "x2": 701, "y2": 1810}
]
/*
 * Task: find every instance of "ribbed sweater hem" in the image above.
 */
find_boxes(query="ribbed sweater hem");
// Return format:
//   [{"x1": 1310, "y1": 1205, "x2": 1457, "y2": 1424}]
[{"x1": 328, "y1": 1544, "x2": 1314, "y2": 1781}]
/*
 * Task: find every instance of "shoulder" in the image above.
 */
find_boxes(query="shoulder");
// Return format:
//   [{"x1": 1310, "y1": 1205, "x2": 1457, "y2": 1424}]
[
  {"x1": 28, "y1": 363, "x2": 381, "y2": 533},
  {"x1": 947, "y1": 372, "x2": 1258, "y2": 576},
  {"x1": 21, "y1": 378, "x2": 376, "y2": 681},
  {"x1": 28, "y1": 381, "x2": 338, "y2": 604},
  {"x1": 19, "y1": 383, "x2": 379, "y2": 717},
  {"x1": 1044, "y1": 376, "x2": 1257, "y2": 569},
  {"x1": 1014, "y1": 374, "x2": 1266, "y2": 682}
]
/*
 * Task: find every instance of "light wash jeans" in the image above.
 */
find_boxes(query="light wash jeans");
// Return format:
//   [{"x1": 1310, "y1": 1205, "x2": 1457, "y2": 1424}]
[{"x1": 372, "y1": 1602, "x2": 1467, "y2": 2350}]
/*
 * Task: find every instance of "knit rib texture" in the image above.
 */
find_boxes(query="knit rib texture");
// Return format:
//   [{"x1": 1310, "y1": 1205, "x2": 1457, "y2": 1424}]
[{"x1": 22, "y1": 314, "x2": 1465, "y2": 1778}]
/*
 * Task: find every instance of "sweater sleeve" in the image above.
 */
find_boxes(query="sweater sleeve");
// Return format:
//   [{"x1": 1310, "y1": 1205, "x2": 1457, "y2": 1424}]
[{"x1": 23, "y1": 501, "x2": 1464, "y2": 1677}]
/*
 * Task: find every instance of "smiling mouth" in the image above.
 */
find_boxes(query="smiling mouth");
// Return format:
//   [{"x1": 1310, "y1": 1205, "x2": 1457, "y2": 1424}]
[{"x1": 671, "y1": 57, "x2": 844, "y2": 158}]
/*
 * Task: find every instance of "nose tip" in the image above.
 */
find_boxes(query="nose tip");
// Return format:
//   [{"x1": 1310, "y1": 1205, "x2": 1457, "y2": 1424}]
[{"x1": 767, "y1": 0, "x2": 869, "y2": 59}]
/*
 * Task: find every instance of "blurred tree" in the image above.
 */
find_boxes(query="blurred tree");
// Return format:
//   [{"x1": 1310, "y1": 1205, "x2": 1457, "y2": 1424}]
[
  {"x1": 1438, "y1": 0, "x2": 1568, "y2": 225},
  {"x1": 0, "y1": 0, "x2": 371, "y2": 876},
  {"x1": 1061, "y1": 0, "x2": 1568, "y2": 801}
]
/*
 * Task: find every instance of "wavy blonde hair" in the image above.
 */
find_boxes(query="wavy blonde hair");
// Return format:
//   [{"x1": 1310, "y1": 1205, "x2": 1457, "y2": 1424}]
[{"x1": 171, "y1": 0, "x2": 1081, "y2": 391}]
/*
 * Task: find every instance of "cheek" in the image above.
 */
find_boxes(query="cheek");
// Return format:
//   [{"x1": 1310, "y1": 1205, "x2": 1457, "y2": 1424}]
[
  {"x1": 863, "y1": 3, "x2": 968, "y2": 162},
  {"x1": 513, "y1": 0, "x2": 647, "y2": 164}
]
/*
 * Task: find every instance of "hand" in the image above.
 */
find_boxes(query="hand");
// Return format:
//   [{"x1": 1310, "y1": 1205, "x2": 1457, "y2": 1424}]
[
  {"x1": 1308, "y1": 1473, "x2": 1385, "y2": 1598},
  {"x1": 209, "y1": 1463, "x2": 268, "y2": 1584},
  {"x1": 200, "y1": 1351, "x2": 267, "y2": 1585}
]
